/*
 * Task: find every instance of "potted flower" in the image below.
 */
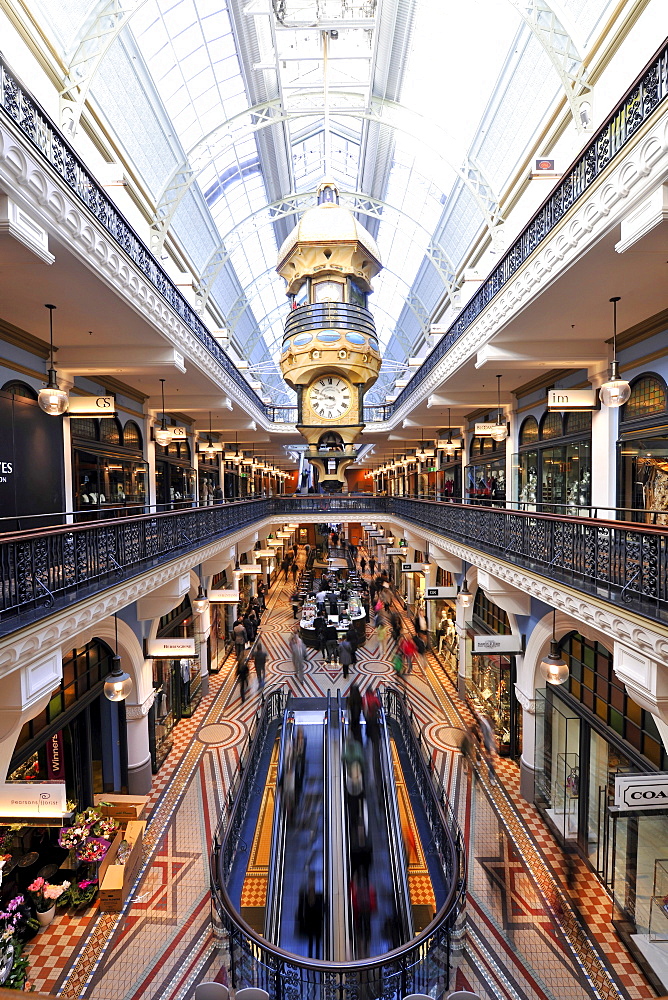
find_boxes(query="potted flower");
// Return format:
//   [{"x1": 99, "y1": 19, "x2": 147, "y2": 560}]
[
  {"x1": 26, "y1": 877, "x2": 70, "y2": 927},
  {"x1": 0, "y1": 894, "x2": 37, "y2": 985},
  {"x1": 58, "y1": 817, "x2": 90, "y2": 868}
]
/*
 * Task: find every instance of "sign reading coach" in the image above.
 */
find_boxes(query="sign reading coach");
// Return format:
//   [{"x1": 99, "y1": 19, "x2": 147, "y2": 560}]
[{"x1": 614, "y1": 773, "x2": 668, "y2": 811}]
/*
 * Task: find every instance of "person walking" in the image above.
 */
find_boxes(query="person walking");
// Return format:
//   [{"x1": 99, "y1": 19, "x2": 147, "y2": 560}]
[
  {"x1": 236, "y1": 655, "x2": 249, "y2": 704},
  {"x1": 313, "y1": 610, "x2": 327, "y2": 656},
  {"x1": 281, "y1": 556, "x2": 290, "y2": 580},
  {"x1": 324, "y1": 620, "x2": 339, "y2": 664},
  {"x1": 360, "y1": 556, "x2": 367, "y2": 575},
  {"x1": 291, "y1": 560, "x2": 299, "y2": 584},
  {"x1": 479, "y1": 714, "x2": 498, "y2": 783},
  {"x1": 368, "y1": 556, "x2": 376, "y2": 576},
  {"x1": 339, "y1": 635, "x2": 354, "y2": 679},
  {"x1": 254, "y1": 639, "x2": 267, "y2": 691},
  {"x1": 347, "y1": 683, "x2": 363, "y2": 743},
  {"x1": 290, "y1": 631, "x2": 306, "y2": 682},
  {"x1": 233, "y1": 618, "x2": 247, "y2": 663},
  {"x1": 257, "y1": 579, "x2": 267, "y2": 611},
  {"x1": 290, "y1": 589, "x2": 301, "y2": 619},
  {"x1": 297, "y1": 871, "x2": 325, "y2": 959},
  {"x1": 399, "y1": 633, "x2": 417, "y2": 674},
  {"x1": 376, "y1": 620, "x2": 388, "y2": 659}
]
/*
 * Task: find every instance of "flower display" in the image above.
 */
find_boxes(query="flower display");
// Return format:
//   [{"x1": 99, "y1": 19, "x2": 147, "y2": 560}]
[
  {"x1": 77, "y1": 837, "x2": 110, "y2": 864},
  {"x1": 26, "y1": 878, "x2": 70, "y2": 912},
  {"x1": 92, "y1": 816, "x2": 118, "y2": 841},
  {"x1": 58, "y1": 824, "x2": 88, "y2": 851}
]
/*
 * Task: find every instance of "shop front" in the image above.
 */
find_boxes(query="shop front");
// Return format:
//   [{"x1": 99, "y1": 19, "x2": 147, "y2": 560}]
[
  {"x1": 0, "y1": 381, "x2": 65, "y2": 527},
  {"x1": 426, "y1": 569, "x2": 457, "y2": 684},
  {"x1": 515, "y1": 411, "x2": 591, "y2": 513},
  {"x1": 465, "y1": 436, "x2": 506, "y2": 503},
  {"x1": 617, "y1": 373, "x2": 668, "y2": 523},
  {"x1": 8, "y1": 638, "x2": 128, "y2": 811},
  {"x1": 438, "y1": 455, "x2": 462, "y2": 501},
  {"x1": 464, "y1": 590, "x2": 521, "y2": 758},
  {"x1": 156, "y1": 437, "x2": 195, "y2": 508},
  {"x1": 71, "y1": 416, "x2": 148, "y2": 516},
  {"x1": 534, "y1": 631, "x2": 668, "y2": 958},
  {"x1": 198, "y1": 452, "x2": 220, "y2": 504},
  {"x1": 147, "y1": 597, "x2": 201, "y2": 772}
]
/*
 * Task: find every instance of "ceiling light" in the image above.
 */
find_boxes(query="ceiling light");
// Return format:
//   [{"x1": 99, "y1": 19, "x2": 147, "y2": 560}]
[
  {"x1": 490, "y1": 374, "x2": 508, "y2": 442},
  {"x1": 538, "y1": 612, "x2": 569, "y2": 685},
  {"x1": 599, "y1": 297, "x2": 631, "y2": 408},
  {"x1": 154, "y1": 378, "x2": 173, "y2": 447},
  {"x1": 192, "y1": 584, "x2": 209, "y2": 614},
  {"x1": 457, "y1": 568, "x2": 473, "y2": 609},
  {"x1": 103, "y1": 615, "x2": 133, "y2": 702},
  {"x1": 38, "y1": 304, "x2": 69, "y2": 416}
]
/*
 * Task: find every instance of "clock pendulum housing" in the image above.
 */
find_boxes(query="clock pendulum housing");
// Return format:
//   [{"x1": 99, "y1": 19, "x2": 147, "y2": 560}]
[{"x1": 277, "y1": 180, "x2": 382, "y2": 492}]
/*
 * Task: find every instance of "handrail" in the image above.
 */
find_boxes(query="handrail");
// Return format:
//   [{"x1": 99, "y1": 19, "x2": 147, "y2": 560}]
[
  {"x1": 389, "y1": 39, "x2": 668, "y2": 415},
  {"x1": 210, "y1": 689, "x2": 465, "y2": 999},
  {"x1": 264, "y1": 702, "x2": 293, "y2": 943},
  {"x1": 323, "y1": 692, "x2": 332, "y2": 960},
  {"x1": 0, "y1": 55, "x2": 266, "y2": 418},
  {"x1": 3, "y1": 496, "x2": 668, "y2": 635},
  {"x1": 378, "y1": 702, "x2": 414, "y2": 943}
]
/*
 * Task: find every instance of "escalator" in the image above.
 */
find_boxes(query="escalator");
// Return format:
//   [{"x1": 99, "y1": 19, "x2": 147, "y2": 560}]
[
  {"x1": 264, "y1": 696, "x2": 330, "y2": 958},
  {"x1": 343, "y1": 692, "x2": 413, "y2": 958}
]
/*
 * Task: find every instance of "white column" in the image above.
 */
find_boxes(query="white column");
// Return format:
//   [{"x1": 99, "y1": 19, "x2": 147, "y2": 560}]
[
  {"x1": 125, "y1": 695, "x2": 154, "y2": 794},
  {"x1": 589, "y1": 369, "x2": 618, "y2": 515}
]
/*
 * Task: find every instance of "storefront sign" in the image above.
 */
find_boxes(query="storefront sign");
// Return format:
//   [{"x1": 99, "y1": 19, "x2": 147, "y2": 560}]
[
  {"x1": 67, "y1": 395, "x2": 117, "y2": 415},
  {"x1": 547, "y1": 389, "x2": 597, "y2": 410},
  {"x1": 146, "y1": 638, "x2": 197, "y2": 658},
  {"x1": 614, "y1": 774, "x2": 668, "y2": 811},
  {"x1": 475, "y1": 422, "x2": 503, "y2": 435},
  {"x1": 208, "y1": 589, "x2": 241, "y2": 603},
  {"x1": 425, "y1": 586, "x2": 457, "y2": 599},
  {"x1": 401, "y1": 562, "x2": 425, "y2": 572},
  {"x1": 170, "y1": 427, "x2": 188, "y2": 439},
  {"x1": 47, "y1": 730, "x2": 65, "y2": 780},
  {"x1": 0, "y1": 782, "x2": 66, "y2": 818},
  {"x1": 472, "y1": 634, "x2": 524, "y2": 653},
  {"x1": 375, "y1": 538, "x2": 392, "y2": 544},
  {"x1": 387, "y1": 548, "x2": 405, "y2": 556},
  {"x1": 236, "y1": 564, "x2": 262, "y2": 574}
]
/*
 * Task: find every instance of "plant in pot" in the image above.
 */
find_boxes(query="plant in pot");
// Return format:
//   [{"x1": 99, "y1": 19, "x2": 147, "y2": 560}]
[
  {"x1": 0, "y1": 894, "x2": 38, "y2": 987},
  {"x1": 27, "y1": 877, "x2": 70, "y2": 927},
  {"x1": 58, "y1": 878, "x2": 99, "y2": 913}
]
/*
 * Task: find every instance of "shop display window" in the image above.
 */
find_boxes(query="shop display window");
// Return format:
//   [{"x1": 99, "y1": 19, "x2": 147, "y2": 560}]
[
  {"x1": 516, "y1": 412, "x2": 591, "y2": 512},
  {"x1": 72, "y1": 418, "x2": 147, "y2": 515},
  {"x1": 465, "y1": 437, "x2": 506, "y2": 503}
]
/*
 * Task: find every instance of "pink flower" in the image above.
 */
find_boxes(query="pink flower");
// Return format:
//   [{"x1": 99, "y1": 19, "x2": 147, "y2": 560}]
[
  {"x1": 43, "y1": 882, "x2": 69, "y2": 901},
  {"x1": 27, "y1": 877, "x2": 44, "y2": 892}
]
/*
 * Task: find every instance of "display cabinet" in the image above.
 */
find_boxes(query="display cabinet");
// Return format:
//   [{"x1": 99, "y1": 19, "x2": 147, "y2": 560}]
[{"x1": 649, "y1": 858, "x2": 668, "y2": 941}]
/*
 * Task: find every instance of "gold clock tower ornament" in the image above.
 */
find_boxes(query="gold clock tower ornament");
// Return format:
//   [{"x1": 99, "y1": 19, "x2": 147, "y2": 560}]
[{"x1": 277, "y1": 180, "x2": 382, "y2": 493}]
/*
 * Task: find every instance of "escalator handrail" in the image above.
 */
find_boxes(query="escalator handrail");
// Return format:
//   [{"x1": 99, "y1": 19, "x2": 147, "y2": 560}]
[
  {"x1": 264, "y1": 700, "x2": 295, "y2": 942},
  {"x1": 378, "y1": 704, "x2": 414, "y2": 941},
  {"x1": 336, "y1": 690, "x2": 353, "y2": 959},
  {"x1": 323, "y1": 691, "x2": 331, "y2": 959}
]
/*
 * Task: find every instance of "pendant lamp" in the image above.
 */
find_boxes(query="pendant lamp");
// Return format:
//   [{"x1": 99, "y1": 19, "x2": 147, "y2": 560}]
[
  {"x1": 38, "y1": 304, "x2": 69, "y2": 415},
  {"x1": 490, "y1": 374, "x2": 508, "y2": 442},
  {"x1": 205, "y1": 411, "x2": 215, "y2": 455},
  {"x1": 599, "y1": 297, "x2": 631, "y2": 408},
  {"x1": 103, "y1": 615, "x2": 133, "y2": 702},
  {"x1": 154, "y1": 378, "x2": 173, "y2": 447},
  {"x1": 538, "y1": 611, "x2": 569, "y2": 685},
  {"x1": 193, "y1": 583, "x2": 209, "y2": 614}
]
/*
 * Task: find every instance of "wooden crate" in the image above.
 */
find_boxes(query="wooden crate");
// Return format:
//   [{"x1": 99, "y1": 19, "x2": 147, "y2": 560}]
[{"x1": 94, "y1": 794, "x2": 148, "y2": 822}]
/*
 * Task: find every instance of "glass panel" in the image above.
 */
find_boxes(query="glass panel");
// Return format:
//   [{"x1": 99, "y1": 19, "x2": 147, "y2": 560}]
[
  {"x1": 535, "y1": 691, "x2": 580, "y2": 841},
  {"x1": 519, "y1": 416, "x2": 539, "y2": 445},
  {"x1": 623, "y1": 377, "x2": 666, "y2": 421},
  {"x1": 518, "y1": 449, "x2": 538, "y2": 508},
  {"x1": 618, "y1": 435, "x2": 668, "y2": 523},
  {"x1": 588, "y1": 729, "x2": 610, "y2": 871},
  {"x1": 566, "y1": 439, "x2": 591, "y2": 512},
  {"x1": 541, "y1": 446, "x2": 566, "y2": 509}
]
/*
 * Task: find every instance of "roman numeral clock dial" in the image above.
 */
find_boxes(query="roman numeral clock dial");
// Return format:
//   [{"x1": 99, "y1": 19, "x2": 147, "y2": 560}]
[{"x1": 307, "y1": 376, "x2": 353, "y2": 420}]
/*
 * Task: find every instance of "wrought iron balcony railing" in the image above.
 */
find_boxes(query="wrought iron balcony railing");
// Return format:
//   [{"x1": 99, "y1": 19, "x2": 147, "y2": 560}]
[{"x1": 1, "y1": 496, "x2": 667, "y2": 635}]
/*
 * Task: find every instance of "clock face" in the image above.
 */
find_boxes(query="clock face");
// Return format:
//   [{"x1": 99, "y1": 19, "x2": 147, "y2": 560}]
[{"x1": 307, "y1": 376, "x2": 353, "y2": 420}]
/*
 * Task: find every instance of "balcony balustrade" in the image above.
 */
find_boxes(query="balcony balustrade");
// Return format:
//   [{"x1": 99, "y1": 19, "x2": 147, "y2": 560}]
[{"x1": 1, "y1": 496, "x2": 667, "y2": 636}]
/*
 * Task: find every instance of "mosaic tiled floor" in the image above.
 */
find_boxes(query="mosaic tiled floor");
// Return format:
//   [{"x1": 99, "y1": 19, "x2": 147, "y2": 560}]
[{"x1": 23, "y1": 546, "x2": 656, "y2": 1000}]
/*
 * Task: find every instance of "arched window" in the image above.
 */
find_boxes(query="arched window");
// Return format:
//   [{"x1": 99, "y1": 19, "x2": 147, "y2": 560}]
[
  {"x1": 473, "y1": 590, "x2": 510, "y2": 634},
  {"x1": 1, "y1": 380, "x2": 38, "y2": 400},
  {"x1": 565, "y1": 411, "x2": 592, "y2": 436},
  {"x1": 470, "y1": 437, "x2": 483, "y2": 457},
  {"x1": 71, "y1": 418, "x2": 98, "y2": 439},
  {"x1": 622, "y1": 375, "x2": 667, "y2": 422},
  {"x1": 99, "y1": 417, "x2": 122, "y2": 445},
  {"x1": 122, "y1": 420, "x2": 143, "y2": 451},
  {"x1": 519, "y1": 416, "x2": 539, "y2": 446},
  {"x1": 540, "y1": 412, "x2": 563, "y2": 439}
]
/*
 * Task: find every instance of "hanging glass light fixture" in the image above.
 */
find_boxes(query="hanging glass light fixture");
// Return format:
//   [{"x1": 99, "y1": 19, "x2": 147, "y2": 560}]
[
  {"x1": 539, "y1": 610, "x2": 569, "y2": 685},
  {"x1": 490, "y1": 374, "x2": 508, "y2": 442},
  {"x1": 599, "y1": 296, "x2": 631, "y2": 408},
  {"x1": 154, "y1": 378, "x2": 173, "y2": 447},
  {"x1": 457, "y1": 563, "x2": 473, "y2": 608},
  {"x1": 444, "y1": 408, "x2": 455, "y2": 458},
  {"x1": 103, "y1": 615, "x2": 133, "y2": 702},
  {"x1": 192, "y1": 583, "x2": 209, "y2": 614},
  {"x1": 204, "y1": 411, "x2": 216, "y2": 455},
  {"x1": 38, "y1": 304, "x2": 69, "y2": 416}
]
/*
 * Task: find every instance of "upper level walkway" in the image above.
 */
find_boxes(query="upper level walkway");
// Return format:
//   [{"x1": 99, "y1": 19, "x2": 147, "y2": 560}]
[{"x1": 1, "y1": 496, "x2": 667, "y2": 641}]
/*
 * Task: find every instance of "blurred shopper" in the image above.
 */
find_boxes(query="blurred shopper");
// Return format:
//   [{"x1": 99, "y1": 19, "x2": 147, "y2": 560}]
[
  {"x1": 398, "y1": 633, "x2": 417, "y2": 674},
  {"x1": 347, "y1": 684, "x2": 363, "y2": 743},
  {"x1": 324, "y1": 620, "x2": 339, "y2": 664},
  {"x1": 233, "y1": 618, "x2": 247, "y2": 663},
  {"x1": 350, "y1": 871, "x2": 376, "y2": 957},
  {"x1": 339, "y1": 635, "x2": 354, "y2": 679},
  {"x1": 479, "y1": 714, "x2": 498, "y2": 783},
  {"x1": 290, "y1": 631, "x2": 306, "y2": 682},
  {"x1": 236, "y1": 656, "x2": 249, "y2": 704},
  {"x1": 290, "y1": 589, "x2": 301, "y2": 619},
  {"x1": 253, "y1": 639, "x2": 267, "y2": 691}
]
